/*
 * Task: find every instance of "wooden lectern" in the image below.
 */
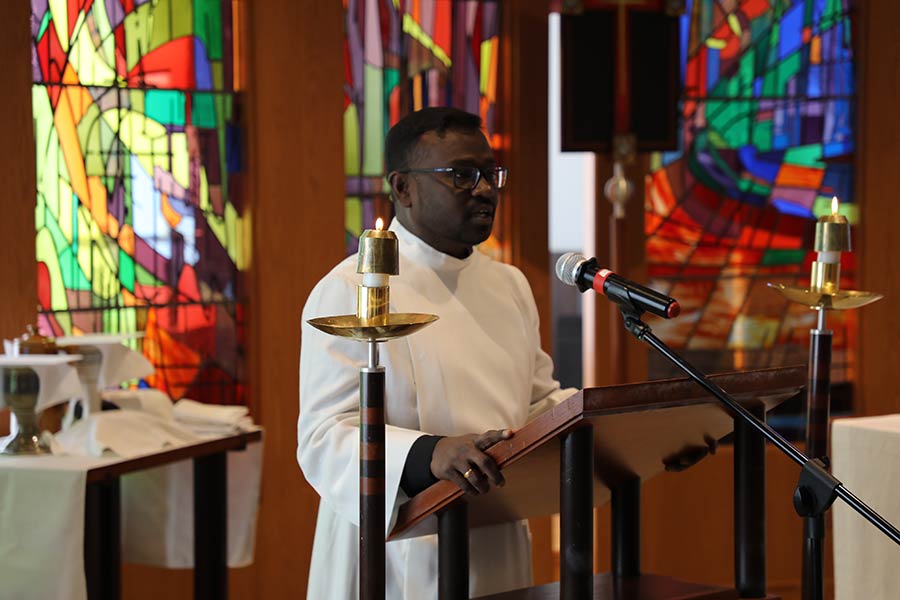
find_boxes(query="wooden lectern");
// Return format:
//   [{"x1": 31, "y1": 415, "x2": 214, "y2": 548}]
[{"x1": 389, "y1": 366, "x2": 806, "y2": 600}]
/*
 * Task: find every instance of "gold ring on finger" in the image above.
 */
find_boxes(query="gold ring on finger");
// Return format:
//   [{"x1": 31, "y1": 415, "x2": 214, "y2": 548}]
[{"x1": 463, "y1": 468, "x2": 475, "y2": 480}]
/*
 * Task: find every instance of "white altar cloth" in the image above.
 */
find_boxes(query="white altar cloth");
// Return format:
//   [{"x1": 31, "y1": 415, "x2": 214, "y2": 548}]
[
  {"x1": 0, "y1": 432, "x2": 262, "y2": 600},
  {"x1": 832, "y1": 414, "x2": 900, "y2": 600}
]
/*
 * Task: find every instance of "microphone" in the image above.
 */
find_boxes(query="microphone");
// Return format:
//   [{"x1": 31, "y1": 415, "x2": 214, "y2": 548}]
[{"x1": 556, "y1": 252, "x2": 681, "y2": 319}]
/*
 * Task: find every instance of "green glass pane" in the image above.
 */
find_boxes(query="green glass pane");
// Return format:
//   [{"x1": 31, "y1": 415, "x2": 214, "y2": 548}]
[
  {"x1": 363, "y1": 64, "x2": 384, "y2": 176},
  {"x1": 150, "y1": 0, "x2": 193, "y2": 52},
  {"x1": 346, "y1": 197, "x2": 362, "y2": 239},
  {"x1": 123, "y1": 3, "x2": 154, "y2": 72},
  {"x1": 784, "y1": 145, "x2": 824, "y2": 167},
  {"x1": 194, "y1": 0, "x2": 224, "y2": 60},
  {"x1": 119, "y1": 249, "x2": 135, "y2": 293},
  {"x1": 738, "y1": 48, "x2": 755, "y2": 97},
  {"x1": 146, "y1": 90, "x2": 186, "y2": 126},
  {"x1": 192, "y1": 92, "x2": 217, "y2": 128},
  {"x1": 751, "y1": 120, "x2": 773, "y2": 150},
  {"x1": 37, "y1": 11, "x2": 51, "y2": 42},
  {"x1": 43, "y1": 205, "x2": 69, "y2": 253},
  {"x1": 761, "y1": 249, "x2": 806, "y2": 266},
  {"x1": 344, "y1": 104, "x2": 360, "y2": 176},
  {"x1": 777, "y1": 52, "x2": 802, "y2": 92},
  {"x1": 58, "y1": 248, "x2": 92, "y2": 290},
  {"x1": 135, "y1": 263, "x2": 163, "y2": 287},
  {"x1": 212, "y1": 62, "x2": 224, "y2": 91}
]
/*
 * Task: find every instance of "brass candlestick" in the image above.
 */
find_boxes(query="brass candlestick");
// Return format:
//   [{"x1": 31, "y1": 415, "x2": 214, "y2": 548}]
[
  {"x1": 769, "y1": 197, "x2": 881, "y2": 315},
  {"x1": 307, "y1": 220, "x2": 436, "y2": 600},
  {"x1": 768, "y1": 197, "x2": 881, "y2": 600}
]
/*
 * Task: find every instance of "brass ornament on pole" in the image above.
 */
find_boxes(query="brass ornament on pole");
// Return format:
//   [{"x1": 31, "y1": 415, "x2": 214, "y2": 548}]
[
  {"x1": 306, "y1": 219, "x2": 437, "y2": 600},
  {"x1": 603, "y1": 161, "x2": 633, "y2": 385}
]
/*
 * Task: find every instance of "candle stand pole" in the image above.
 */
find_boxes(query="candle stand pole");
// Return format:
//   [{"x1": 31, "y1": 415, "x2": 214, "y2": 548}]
[{"x1": 308, "y1": 225, "x2": 436, "y2": 600}]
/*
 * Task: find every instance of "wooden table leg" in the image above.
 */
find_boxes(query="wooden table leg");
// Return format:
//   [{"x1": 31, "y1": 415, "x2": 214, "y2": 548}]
[
  {"x1": 84, "y1": 478, "x2": 121, "y2": 600},
  {"x1": 194, "y1": 452, "x2": 227, "y2": 600}
]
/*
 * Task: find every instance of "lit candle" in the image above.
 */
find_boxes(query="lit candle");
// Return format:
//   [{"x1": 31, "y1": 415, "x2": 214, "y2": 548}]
[
  {"x1": 810, "y1": 196, "x2": 851, "y2": 294},
  {"x1": 815, "y1": 197, "x2": 850, "y2": 264},
  {"x1": 358, "y1": 218, "x2": 398, "y2": 287},
  {"x1": 357, "y1": 218, "x2": 399, "y2": 322}
]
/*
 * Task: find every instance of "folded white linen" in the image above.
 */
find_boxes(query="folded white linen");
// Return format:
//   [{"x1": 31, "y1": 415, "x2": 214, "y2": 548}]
[
  {"x1": 101, "y1": 388, "x2": 174, "y2": 421},
  {"x1": 181, "y1": 416, "x2": 254, "y2": 437},
  {"x1": 173, "y1": 399, "x2": 249, "y2": 427},
  {"x1": 54, "y1": 411, "x2": 200, "y2": 458}
]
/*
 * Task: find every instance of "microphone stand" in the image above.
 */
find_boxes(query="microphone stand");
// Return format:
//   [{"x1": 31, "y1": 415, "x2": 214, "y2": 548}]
[{"x1": 612, "y1": 303, "x2": 900, "y2": 600}]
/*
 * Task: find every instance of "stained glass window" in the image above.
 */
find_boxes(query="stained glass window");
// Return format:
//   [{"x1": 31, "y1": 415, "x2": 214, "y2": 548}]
[
  {"x1": 645, "y1": 0, "x2": 856, "y2": 385},
  {"x1": 31, "y1": 0, "x2": 247, "y2": 405},
  {"x1": 343, "y1": 0, "x2": 501, "y2": 255}
]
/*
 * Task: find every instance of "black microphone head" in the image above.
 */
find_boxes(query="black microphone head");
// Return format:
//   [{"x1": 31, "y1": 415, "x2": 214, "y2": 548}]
[{"x1": 556, "y1": 252, "x2": 586, "y2": 287}]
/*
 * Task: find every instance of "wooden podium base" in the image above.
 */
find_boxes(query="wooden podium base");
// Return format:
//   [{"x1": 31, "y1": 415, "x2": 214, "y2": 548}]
[{"x1": 479, "y1": 573, "x2": 781, "y2": 600}]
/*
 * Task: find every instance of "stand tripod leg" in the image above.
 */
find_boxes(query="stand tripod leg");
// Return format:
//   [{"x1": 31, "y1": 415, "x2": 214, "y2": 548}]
[{"x1": 802, "y1": 516, "x2": 825, "y2": 600}]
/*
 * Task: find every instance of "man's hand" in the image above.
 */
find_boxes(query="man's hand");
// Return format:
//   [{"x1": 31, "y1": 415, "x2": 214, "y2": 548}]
[{"x1": 430, "y1": 429, "x2": 512, "y2": 495}]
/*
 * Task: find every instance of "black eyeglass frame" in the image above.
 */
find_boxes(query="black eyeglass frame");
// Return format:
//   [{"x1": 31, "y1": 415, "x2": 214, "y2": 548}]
[{"x1": 397, "y1": 166, "x2": 509, "y2": 191}]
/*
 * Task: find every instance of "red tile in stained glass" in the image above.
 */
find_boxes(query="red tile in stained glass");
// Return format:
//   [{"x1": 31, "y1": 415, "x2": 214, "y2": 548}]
[{"x1": 126, "y1": 36, "x2": 195, "y2": 89}]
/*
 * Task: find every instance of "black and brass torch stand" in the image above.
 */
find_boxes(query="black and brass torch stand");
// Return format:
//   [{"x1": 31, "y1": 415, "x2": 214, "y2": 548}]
[
  {"x1": 308, "y1": 223, "x2": 436, "y2": 600},
  {"x1": 769, "y1": 199, "x2": 882, "y2": 600}
]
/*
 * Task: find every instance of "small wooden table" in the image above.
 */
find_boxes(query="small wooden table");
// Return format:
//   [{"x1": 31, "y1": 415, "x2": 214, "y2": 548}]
[
  {"x1": 0, "y1": 429, "x2": 261, "y2": 600},
  {"x1": 83, "y1": 429, "x2": 262, "y2": 600}
]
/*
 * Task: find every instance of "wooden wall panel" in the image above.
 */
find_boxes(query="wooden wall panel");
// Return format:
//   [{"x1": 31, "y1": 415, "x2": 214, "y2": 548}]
[
  {"x1": 0, "y1": 0, "x2": 39, "y2": 436},
  {"x1": 587, "y1": 155, "x2": 650, "y2": 388},
  {"x1": 237, "y1": 0, "x2": 346, "y2": 597},
  {"x1": 498, "y1": 2, "x2": 552, "y2": 345},
  {"x1": 858, "y1": 0, "x2": 900, "y2": 418},
  {"x1": 0, "y1": 0, "x2": 37, "y2": 341},
  {"x1": 497, "y1": 3, "x2": 557, "y2": 586}
]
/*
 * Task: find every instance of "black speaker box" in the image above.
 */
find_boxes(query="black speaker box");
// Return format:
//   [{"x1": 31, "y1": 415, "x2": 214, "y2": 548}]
[{"x1": 561, "y1": 10, "x2": 680, "y2": 152}]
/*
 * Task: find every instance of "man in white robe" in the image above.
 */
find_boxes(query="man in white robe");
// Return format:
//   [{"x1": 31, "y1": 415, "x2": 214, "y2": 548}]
[{"x1": 298, "y1": 107, "x2": 574, "y2": 598}]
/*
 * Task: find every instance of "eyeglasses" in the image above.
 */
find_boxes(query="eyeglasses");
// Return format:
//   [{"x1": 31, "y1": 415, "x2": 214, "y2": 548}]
[{"x1": 399, "y1": 166, "x2": 509, "y2": 191}]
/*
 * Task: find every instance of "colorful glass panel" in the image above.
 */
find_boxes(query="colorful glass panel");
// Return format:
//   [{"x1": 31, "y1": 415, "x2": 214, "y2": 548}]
[
  {"x1": 646, "y1": 0, "x2": 856, "y2": 382},
  {"x1": 343, "y1": 0, "x2": 501, "y2": 255},
  {"x1": 31, "y1": 0, "x2": 247, "y2": 404}
]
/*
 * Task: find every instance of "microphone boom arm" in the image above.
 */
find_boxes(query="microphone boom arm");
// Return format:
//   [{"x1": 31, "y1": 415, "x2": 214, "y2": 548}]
[{"x1": 611, "y1": 304, "x2": 900, "y2": 550}]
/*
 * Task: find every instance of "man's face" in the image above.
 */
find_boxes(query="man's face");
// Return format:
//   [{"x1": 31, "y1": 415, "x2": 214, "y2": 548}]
[{"x1": 393, "y1": 129, "x2": 499, "y2": 258}]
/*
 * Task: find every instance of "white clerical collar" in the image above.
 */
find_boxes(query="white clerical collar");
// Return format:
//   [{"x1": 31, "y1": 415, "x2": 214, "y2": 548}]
[{"x1": 389, "y1": 218, "x2": 476, "y2": 273}]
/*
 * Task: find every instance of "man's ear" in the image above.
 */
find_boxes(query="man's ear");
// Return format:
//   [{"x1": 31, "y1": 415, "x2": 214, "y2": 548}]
[{"x1": 388, "y1": 171, "x2": 412, "y2": 208}]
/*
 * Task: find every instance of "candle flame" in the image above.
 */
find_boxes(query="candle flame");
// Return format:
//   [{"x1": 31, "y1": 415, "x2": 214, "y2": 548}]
[
  {"x1": 375, "y1": 217, "x2": 384, "y2": 231},
  {"x1": 831, "y1": 196, "x2": 839, "y2": 216}
]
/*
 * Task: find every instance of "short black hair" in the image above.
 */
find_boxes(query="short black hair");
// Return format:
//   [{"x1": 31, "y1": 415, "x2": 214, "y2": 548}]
[{"x1": 385, "y1": 107, "x2": 483, "y2": 173}]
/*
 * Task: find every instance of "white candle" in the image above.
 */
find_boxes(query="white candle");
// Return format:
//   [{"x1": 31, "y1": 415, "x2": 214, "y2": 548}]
[
  {"x1": 362, "y1": 273, "x2": 389, "y2": 287},
  {"x1": 359, "y1": 218, "x2": 394, "y2": 287}
]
